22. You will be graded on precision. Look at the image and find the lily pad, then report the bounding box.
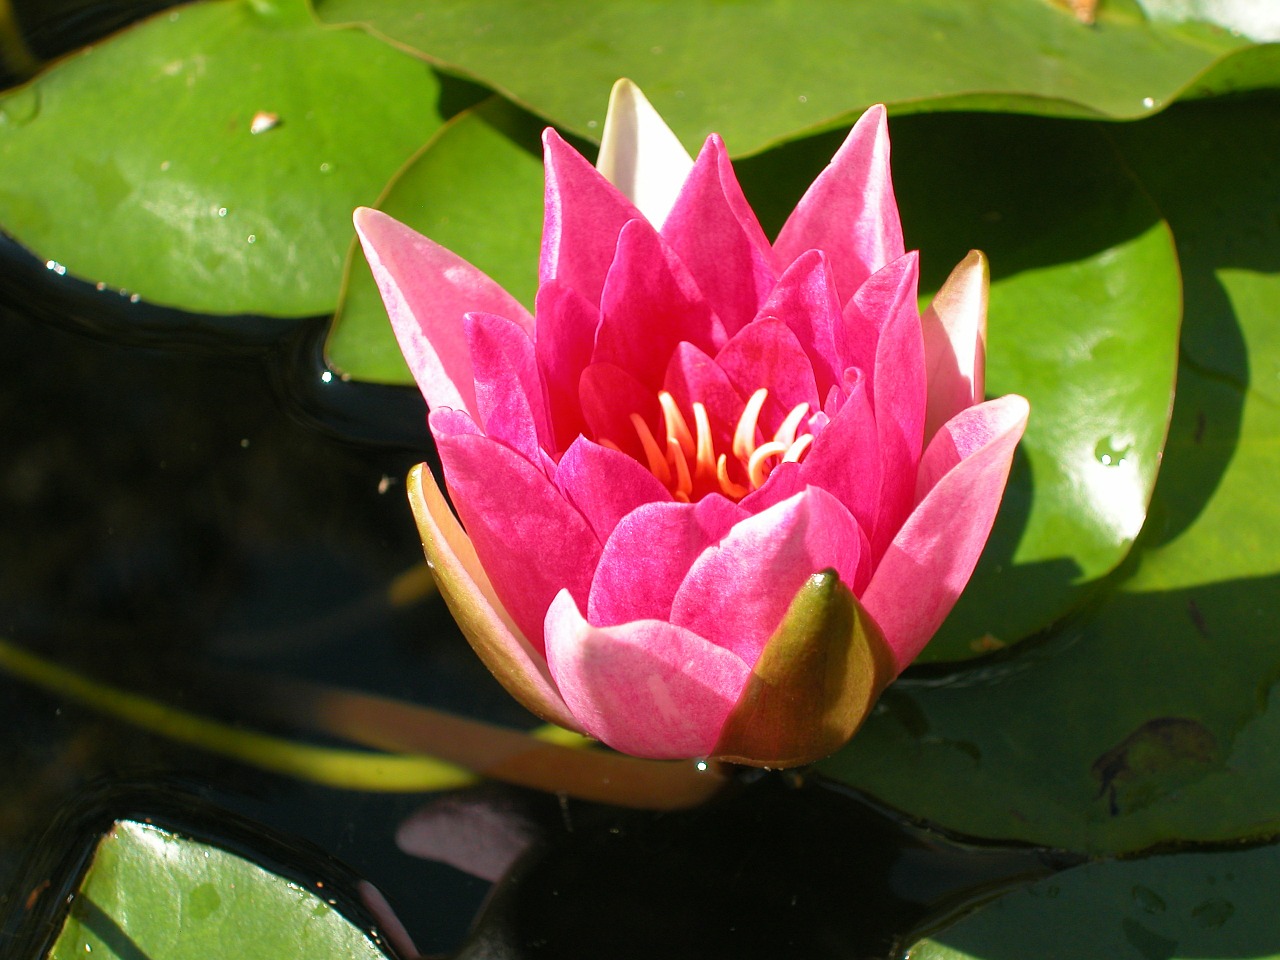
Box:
[819,99,1280,855]
[314,0,1276,157]
[49,820,392,959]
[910,843,1280,960]
[0,0,444,317]
[329,96,545,383]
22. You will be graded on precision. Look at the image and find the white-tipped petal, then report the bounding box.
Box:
[921,250,989,441]
[597,78,695,227]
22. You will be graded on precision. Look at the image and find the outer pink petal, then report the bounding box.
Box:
[534,280,600,453]
[541,129,645,307]
[715,319,820,436]
[661,135,775,336]
[405,464,579,730]
[757,250,844,399]
[436,432,602,653]
[772,105,905,305]
[861,252,927,558]
[861,395,1029,672]
[594,218,722,390]
[588,496,746,626]
[554,436,673,544]
[670,487,866,666]
[465,311,550,463]
[544,590,752,759]
[798,369,881,536]
[922,250,988,442]
[354,208,532,419]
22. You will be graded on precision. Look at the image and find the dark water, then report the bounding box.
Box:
[0,5,1075,957]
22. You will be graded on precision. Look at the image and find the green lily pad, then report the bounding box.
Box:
[819,99,1280,855]
[0,0,444,317]
[740,112,1182,659]
[910,843,1280,960]
[49,820,391,959]
[314,0,1275,157]
[329,96,545,383]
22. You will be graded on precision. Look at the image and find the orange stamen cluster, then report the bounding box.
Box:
[605,388,814,502]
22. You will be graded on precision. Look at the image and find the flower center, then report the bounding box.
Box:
[604,388,813,503]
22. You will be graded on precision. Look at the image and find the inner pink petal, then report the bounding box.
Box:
[554,436,673,545]
[662,342,747,454]
[661,135,776,336]
[540,129,645,308]
[669,487,865,666]
[798,369,882,537]
[544,590,752,760]
[715,319,820,436]
[534,280,601,455]
[588,496,746,626]
[757,249,845,399]
[578,362,661,463]
[436,432,603,653]
[594,219,724,391]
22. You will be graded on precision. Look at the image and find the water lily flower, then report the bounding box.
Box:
[355,81,1028,767]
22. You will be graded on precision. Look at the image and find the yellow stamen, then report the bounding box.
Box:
[733,388,769,462]
[658,391,695,460]
[630,413,671,485]
[667,436,693,501]
[747,440,789,488]
[782,433,814,463]
[773,402,810,448]
[716,454,749,499]
[692,402,716,482]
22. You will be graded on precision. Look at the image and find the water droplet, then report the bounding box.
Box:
[250,111,281,134]
[798,95,808,103]
[216,206,227,218]
[44,260,66,276]
[246,234,256,244]
[1192,898,1234,928]
[320,370,333,384]
[129,293,141,303]
[1142,96,1156,109]
[696,760,708,771]
[160,160,171,172]
[586,120,598,129]
[319,162,331,173]
[1095,436,1132,467]
[95,282,106,291]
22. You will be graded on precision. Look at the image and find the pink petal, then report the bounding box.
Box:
[772,105,905,306]
[757,250,844,399]
[554,436,673,544]
[578,361,661,463]
[594,218,723,390]
[596,78,695,227]
[544,590,752,759]
[861,394,1029,671]
[588,496,746,626]
[404,464,579,729]
[922,250,988,442]
[715,318,820,436]
[354,208,532,419]
[534,280,601,454]
[860,252,927,558]
[465,311,550,463]
[661,135,775,336]
[540,129,644,307]
[798,369,882,536]
[670,487,867,666]
[436,432,602,653]
[662,342,747,455]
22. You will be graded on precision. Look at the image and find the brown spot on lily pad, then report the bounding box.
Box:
[1092,717,1218,816]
